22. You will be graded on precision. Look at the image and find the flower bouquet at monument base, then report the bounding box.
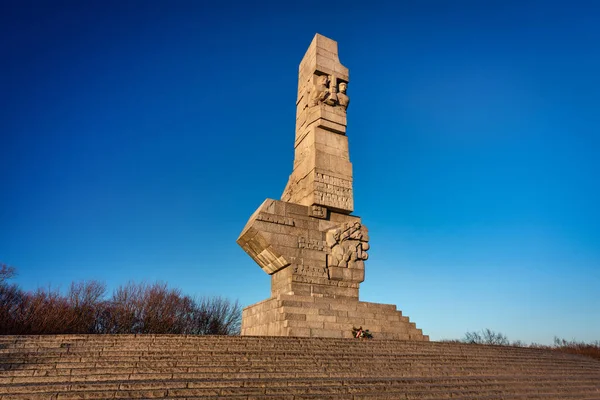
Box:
[352,326,373,339]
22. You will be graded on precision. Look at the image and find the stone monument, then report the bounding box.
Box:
[237,34,428,340]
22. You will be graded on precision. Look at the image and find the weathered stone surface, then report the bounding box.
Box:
[241,294,428,340]
[237,199,365,299]
[283,34,354,213]
[2,335,599,399]
[238,34,426,341]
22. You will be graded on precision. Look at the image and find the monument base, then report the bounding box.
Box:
[241,294,429,341]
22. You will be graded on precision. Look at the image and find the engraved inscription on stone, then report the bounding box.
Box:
[314,172,353,210]
[315,173,352,188]
[308,204,327,219]
[293,264,328,278]
[314,190,353,209]
[298,237,326,251]
[256,213,295,226]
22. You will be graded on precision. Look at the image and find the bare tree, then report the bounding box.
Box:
[463,328,509,345]
[102,281,145,333]
[13,288,77,334]
[0,263,16,283]
[137,282,194,334]
[67,281,107,333]
[0,278,23,334]
[0,267,242,335]
[190,296,242,335]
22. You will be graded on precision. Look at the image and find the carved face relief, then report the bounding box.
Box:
[339,82,347,93]
[317,75,329,87]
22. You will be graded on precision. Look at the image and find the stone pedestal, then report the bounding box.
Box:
[242,294,428,340]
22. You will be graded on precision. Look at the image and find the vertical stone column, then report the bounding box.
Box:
[282,34,353,214]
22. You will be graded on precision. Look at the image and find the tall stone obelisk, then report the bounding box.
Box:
[237,34,427,340]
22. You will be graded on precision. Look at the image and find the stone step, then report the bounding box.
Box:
[3,393,600,400]
[0,347,587,364]
[1,335,598,399]
[2,353,597,369]
[2,351,595,364]
[3,376,599,387]
[4,359,594,370]
[5,349,581,363]
[0,339,579,350]
[0,339,587,359]
[3,364,599,383]
[0,335,574,350]
[4,356,593,370]
[2,385,599,399]
[0,344,589,360]
[0,336,554,345]
[2,376,600,396]
[4,360,597,376]
[3,372,599,386]
[2,348,589,361]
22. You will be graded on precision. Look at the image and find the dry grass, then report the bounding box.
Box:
[541,339,600,361]
[443,329,600,362]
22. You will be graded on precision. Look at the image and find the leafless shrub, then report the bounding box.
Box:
[13,288,77,334]
[549,337,600,361]
[0,281,23,334]
[67,281,107,333]
[101,281,146,333]
[0,267,241,335]
[463,328,509,345]
[100,282,196,334]
[463,330,483,344]
[459,331,599,360]
[189,296,242,335]
[0,263,16,283]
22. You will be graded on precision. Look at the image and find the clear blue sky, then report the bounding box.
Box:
[1,1,599,344]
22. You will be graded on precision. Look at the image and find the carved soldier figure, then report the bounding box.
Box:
[309,75,331,107]
[326,228,346,267]
[337,82,349,110]
[326,222,369,268]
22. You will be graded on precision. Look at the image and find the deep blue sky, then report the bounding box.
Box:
[1,1,599,343]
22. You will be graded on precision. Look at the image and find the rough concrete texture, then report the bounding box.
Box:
[238,33,427,340]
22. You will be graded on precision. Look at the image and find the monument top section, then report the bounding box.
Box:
[299,34,348,76]
[283,33,354,214]
[295,34,350,139]
[296,34,349,113]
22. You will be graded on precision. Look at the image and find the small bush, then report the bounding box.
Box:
[463,329,509,345]
[550,337,600,361]
[459,328,600,361]
[187,296,242,335]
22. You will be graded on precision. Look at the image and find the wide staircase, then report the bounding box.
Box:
[1,335,599,399]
